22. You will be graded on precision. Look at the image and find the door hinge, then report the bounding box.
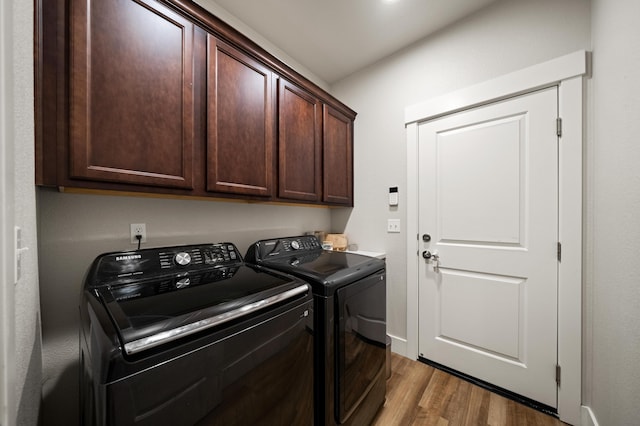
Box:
[557,242,562,262]
[556,364,561,386]
[556,117,563,137]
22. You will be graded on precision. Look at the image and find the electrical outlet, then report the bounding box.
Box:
[387,219,401,233]
[130,223,147,244]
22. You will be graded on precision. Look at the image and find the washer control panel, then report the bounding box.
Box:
[160,243,240,270]
[91,243,242,286]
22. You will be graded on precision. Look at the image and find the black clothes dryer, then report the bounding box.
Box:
[245,235,387,426]
[79,242,313,426]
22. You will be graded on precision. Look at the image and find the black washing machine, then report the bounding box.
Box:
[79,242,313,426]
[245,235,387,425]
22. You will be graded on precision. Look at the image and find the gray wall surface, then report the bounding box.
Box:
[587,0,640,424]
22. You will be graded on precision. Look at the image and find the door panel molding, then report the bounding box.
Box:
[436,113,526,246]
[405,51,588,425]
[437,269,525,361]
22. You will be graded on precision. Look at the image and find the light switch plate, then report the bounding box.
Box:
[14,226,28,283]
[387,219,401,233]
[14,226,20,283]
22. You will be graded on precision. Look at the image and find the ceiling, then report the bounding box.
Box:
[199,0,499,84]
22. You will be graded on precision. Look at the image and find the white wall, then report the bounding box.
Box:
[37,189,332,425]
[331,0,590,346]
[0,0,15,422]
[586,0,640,424]
[2,1,43,426]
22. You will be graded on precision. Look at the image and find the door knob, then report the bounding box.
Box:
[422,250,432,259]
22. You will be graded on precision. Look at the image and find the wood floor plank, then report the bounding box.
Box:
[487,391,508,426]
[372,354,566,426]
[373,355,434,425]
[412,369,456,425]
[442,378,472,425]
[464,383,490,425]
[418,369,453,411]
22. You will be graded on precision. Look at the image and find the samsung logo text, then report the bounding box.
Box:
[116,255,142,261]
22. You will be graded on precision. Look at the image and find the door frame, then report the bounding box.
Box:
[404,50,588,425]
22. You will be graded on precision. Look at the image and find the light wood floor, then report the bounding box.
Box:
[372,354,567,426]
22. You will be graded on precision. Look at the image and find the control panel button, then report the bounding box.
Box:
[175,276,191,288]
[174,252,191,266]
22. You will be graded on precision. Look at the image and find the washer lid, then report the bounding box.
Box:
[94,265,308,355]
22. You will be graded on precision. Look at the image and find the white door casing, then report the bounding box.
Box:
[417,87,559,408]
[405,50,587,425]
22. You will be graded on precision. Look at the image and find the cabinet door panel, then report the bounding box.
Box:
[207,37,274,197]
[70,0,195,188]
[323,105,353,205]
[278,79,321,201]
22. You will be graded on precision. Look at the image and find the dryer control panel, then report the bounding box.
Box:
[245,235,322,262]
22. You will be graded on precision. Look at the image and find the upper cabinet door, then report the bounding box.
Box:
[69,0,196,189]
[278,79,322,202]
[207,37,275,197]
[323,105,354,205]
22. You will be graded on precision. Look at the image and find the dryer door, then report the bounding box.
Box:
[335,270,386,423]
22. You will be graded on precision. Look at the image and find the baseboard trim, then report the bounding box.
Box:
[388,333,407,357]
[581,406,599,426]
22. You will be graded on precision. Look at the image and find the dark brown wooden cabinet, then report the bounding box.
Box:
[277,79,322,202]
[37,0,356,206]
[323,105,354,206]
[68,0,197,189]
[207,37,275,197]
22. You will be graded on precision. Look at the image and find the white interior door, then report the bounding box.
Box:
[417,87,559,408]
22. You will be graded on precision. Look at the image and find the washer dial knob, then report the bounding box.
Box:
[174,252,191,266]
[291,240,300,250]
